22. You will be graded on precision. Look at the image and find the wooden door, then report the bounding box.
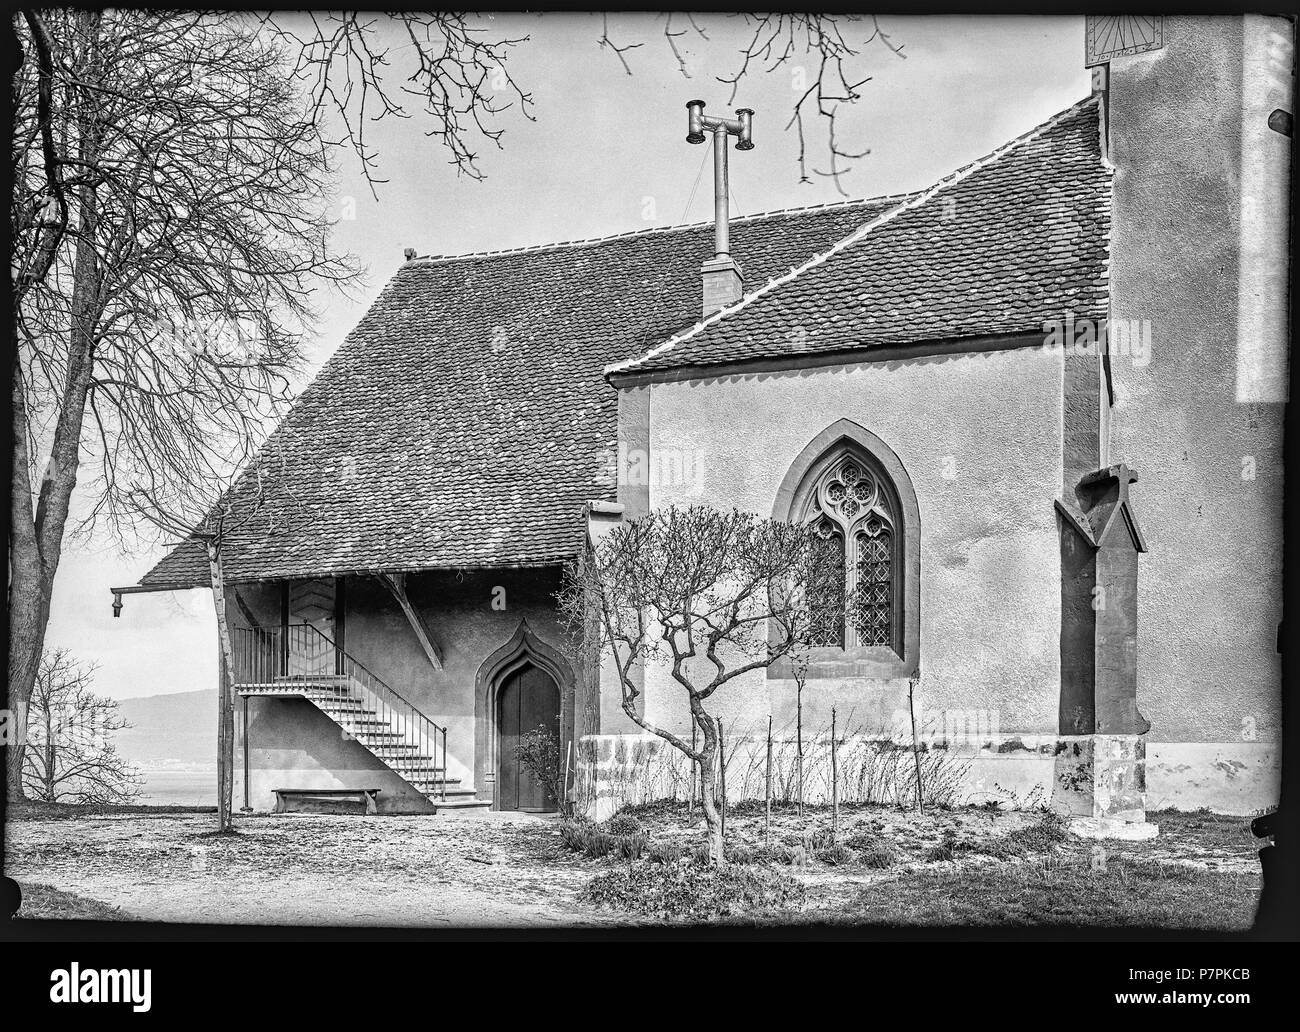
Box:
[497,664,561,812]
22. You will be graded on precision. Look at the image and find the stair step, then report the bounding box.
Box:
[428,797,492,811]
[303,689,464,804]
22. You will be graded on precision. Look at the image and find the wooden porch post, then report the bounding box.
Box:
[279,581,290,675]
[241,696,252,812]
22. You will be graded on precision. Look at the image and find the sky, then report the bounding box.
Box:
[44,13,1091,700]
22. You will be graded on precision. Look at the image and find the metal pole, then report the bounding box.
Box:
[713,124,729,259]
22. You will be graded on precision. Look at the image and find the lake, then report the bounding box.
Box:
[137,769,218,807]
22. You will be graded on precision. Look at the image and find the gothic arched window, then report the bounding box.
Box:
[772,420,919,680]
[800,452,903,653]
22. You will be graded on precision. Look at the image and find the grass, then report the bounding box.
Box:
[926,810,1067,861]
[572,801,1262,929]
[1149,808,1262,853]
[580,860,805,922]
[12,881,137,922]
[814,854,1261,929]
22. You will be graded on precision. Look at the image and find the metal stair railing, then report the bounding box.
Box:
[233,623,448,800]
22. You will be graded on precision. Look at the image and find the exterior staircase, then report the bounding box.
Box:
[232,625,490,813]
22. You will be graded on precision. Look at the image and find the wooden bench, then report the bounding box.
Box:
[273,788,381,815]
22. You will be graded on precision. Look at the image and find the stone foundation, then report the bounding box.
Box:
[574,731,1278,824]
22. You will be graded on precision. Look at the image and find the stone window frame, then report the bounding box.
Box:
[768,419,920,681]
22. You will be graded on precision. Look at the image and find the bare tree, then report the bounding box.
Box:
[8,10,356,800]
[559,506,844,864]
[22,649,143,805]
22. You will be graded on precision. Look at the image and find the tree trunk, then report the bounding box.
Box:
[7,71,103,802]
[697,743,724,865]
[207,542,236,831]
[689,704,724,865]
[5,692,31,801]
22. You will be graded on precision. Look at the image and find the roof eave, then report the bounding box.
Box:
[606,329,1055,388]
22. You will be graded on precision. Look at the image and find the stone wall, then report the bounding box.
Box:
[1106,17,1286,755]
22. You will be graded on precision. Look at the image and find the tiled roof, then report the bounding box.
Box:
[141,196,910,586]
[608,96,1110,377]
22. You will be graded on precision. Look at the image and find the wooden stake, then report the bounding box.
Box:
[689,721,697,820]
[796,676,804,821]
[764,714,773,848]
[831,706,839,845]
[908,677,925,815]
[563,737,573,818]
[718,718,727,842]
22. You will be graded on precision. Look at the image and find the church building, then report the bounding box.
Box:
[123,16,1287,830]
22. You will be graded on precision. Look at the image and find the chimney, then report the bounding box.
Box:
[686,101,754,318]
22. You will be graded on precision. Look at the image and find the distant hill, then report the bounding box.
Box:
[115,689,215,770]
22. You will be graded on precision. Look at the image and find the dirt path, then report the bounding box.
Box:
[6,811,615,927]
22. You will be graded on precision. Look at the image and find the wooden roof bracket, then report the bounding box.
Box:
[378,572,444,671]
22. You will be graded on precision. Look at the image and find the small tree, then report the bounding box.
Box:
[560,506,842,864]
[516,723,568,817]
[23,649,143,805]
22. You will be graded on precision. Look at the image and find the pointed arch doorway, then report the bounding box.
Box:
[496,663,561,812]
[475,620,575,814]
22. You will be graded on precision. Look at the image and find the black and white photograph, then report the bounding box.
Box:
[2,6,1297,997]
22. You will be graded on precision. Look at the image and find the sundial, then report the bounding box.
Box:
[1085,15,1164,66]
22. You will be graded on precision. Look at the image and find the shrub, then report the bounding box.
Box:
[726,842,758,865]
[579,860,806,921]
[605,812,645,837]
[615,833,649,862]
[589,833,619,858]
[816,843,856,866]
[558,820,592,853]
[517,725,568,816]
[649,840,685,865]
[756,844,795,865]
[1015,810,1067,853]
[845,831,896,869]
[857,841,896,869]
[925,831,960,862]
